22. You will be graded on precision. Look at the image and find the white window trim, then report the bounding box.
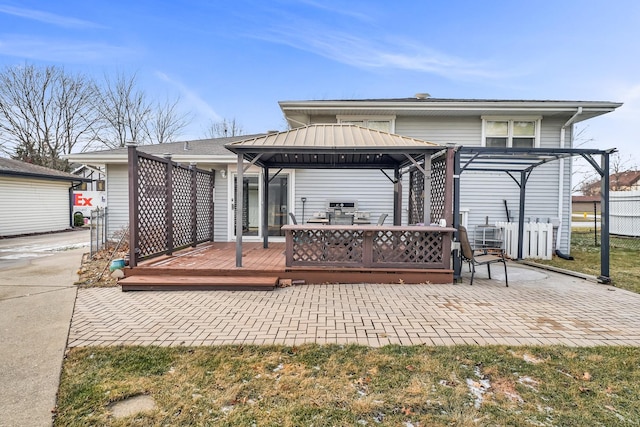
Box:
[481,116,542,148]
[337,115,396,133]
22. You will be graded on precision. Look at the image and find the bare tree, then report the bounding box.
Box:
[578,152,638,196]
[0,64,98,170]
[206,117,244,138]
[149,97,191,143]
[94,72,152,148]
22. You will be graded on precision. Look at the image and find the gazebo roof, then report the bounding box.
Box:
[225,124,444,169]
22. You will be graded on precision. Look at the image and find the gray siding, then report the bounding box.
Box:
[105,164,129,237]
[0,177,71,236]
[214,171,228,241]
[395,116,482,145]
[293,169,395,225]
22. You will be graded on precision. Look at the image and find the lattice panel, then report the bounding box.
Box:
[137,157,168,258]
[292,229,364,264]
[196,172,213,243]
[373,230,443,265]
[172,166,192,248]
[408,167,424,225]
[430,156,447,224]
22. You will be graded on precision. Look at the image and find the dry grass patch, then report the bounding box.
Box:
[55,344,640,426]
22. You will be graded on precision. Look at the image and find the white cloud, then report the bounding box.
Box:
[0,35,134,63]
[0,4,105,29]
[252,24,508,80]
[155,71,221,122]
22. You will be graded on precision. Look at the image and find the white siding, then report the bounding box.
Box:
[0,177,71,236]
[105,164,130,237]
[394,115,570,252]
[396,116,482,145]
[214,171,228,241]
[293,169,395,225]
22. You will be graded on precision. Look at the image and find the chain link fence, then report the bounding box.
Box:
[89,207,108,258]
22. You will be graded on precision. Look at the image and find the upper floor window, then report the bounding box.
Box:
[337,115,395,133]
[482,117,540,148]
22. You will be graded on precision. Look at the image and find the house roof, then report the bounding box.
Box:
[64,134,265,164]
[225,124,444,169]
[0,157,89,182]
[581,170,640,194]
[279,97,623,128]
[572,195,600,203]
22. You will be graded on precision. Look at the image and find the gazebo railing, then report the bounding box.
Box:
[283,224,454,270]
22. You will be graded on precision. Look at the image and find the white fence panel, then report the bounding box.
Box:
[610,190,640,237]
[496,222,554,260]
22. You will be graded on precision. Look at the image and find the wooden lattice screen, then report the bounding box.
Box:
[128,146,215,266]
[408,149,453,225]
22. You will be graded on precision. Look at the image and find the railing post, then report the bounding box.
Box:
[190,163,198,247]
[127,143,140,268]
[363,230,373,267]
[164,154,174,256]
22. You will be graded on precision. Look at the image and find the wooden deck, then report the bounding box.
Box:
[120,242,454,291]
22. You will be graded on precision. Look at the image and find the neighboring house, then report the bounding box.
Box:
[580,170,640,196]
[65,96,621,254]
[0,158,89,237]
[572,195,601,215]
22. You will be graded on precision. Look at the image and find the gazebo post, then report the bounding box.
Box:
[262,166,269,249]
[235,153,244,267]
[423,153,431,224]
[453,148,461,282]
[394,166,401,225]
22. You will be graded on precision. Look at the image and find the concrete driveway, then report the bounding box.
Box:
[0,229,89,427]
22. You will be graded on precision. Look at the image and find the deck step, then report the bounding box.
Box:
[119,275,279,291]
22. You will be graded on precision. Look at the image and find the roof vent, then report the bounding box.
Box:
[415,93,431,99]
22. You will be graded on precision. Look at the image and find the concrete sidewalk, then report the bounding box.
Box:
[0,230,88,427]
[69,265,640,348]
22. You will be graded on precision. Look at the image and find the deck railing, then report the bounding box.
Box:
[282,225,455,270]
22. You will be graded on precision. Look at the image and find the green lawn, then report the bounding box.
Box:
[535,229,640,294]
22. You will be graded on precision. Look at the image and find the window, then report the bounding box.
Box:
[96,180,106,191]
[482,118,540,148]
[337,115,395,133]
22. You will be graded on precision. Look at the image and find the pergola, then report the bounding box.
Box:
[225,124,452,267]
[453,146,614,283]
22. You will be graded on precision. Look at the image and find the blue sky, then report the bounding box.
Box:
[0,0,639,168]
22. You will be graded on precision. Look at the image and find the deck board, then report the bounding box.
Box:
[124,242,453,290]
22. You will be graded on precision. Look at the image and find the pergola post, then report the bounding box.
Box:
[517,171,528,260]
[235,153,244,267]
[600,152,610,282]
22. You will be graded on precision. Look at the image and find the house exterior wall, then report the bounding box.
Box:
[105,164,130,236]
[0,176,71,236]
[305,114,574,253]
[292,169,395,225]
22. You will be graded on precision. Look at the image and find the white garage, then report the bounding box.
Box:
[0,158,88,237]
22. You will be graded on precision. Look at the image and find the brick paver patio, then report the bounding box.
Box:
[68,266,640,347]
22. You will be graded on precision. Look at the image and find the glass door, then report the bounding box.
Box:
[268,175,289,236]
[231,173,290,238]
[233,175,260,236]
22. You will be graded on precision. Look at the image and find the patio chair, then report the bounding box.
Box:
[376,213,388,226]
[458,225,508,287]
[289,212,298,225]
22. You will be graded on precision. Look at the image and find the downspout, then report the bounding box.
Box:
[557,107,583,252]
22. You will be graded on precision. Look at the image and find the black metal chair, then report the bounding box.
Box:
[458,225,508,287]
[289,212,298,224]
[376,213,388,226]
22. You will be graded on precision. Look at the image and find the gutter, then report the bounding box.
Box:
[556,107,583,251]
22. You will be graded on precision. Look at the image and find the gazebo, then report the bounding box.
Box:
[225,124,456,279]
